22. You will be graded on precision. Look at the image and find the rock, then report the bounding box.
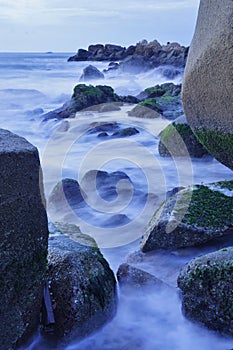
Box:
[141,182,233,252]
[112,127,139,137]
[158,115,210,158]
[80,169,132,202]
[181,0,233,170]
[42,84,122,120]
[131,83,183,119]
[79,65,104,81]
[47,232,117,342]
[68,43,126,62]
[68,40,189,72]
[128,99,162,119]
[0,129,48,349]
[128,104,162,119]
[178,247,233,336]
[157,66,183,79]
[83,101,123,112]
[87,122,120,134]
[48,178,86,214]
[117,263,166,288]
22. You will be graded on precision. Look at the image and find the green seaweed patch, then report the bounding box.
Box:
[144,85,167,98]
[194,128,233,170]
[161,123,193,144]
[138,98,162,113]
[181,185,233,230]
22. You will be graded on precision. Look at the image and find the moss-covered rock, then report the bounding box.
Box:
[158,115,210,158]
[129,83,183,119]
[47,229,117,343]
[194,128,233,170]
[141,181,233,252]
[178,247,233,335]
[43,84,122,120]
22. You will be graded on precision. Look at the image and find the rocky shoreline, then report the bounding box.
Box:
[68,39,188,74]
[1,0,233,348]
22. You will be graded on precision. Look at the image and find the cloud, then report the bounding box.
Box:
[0,0,199,24]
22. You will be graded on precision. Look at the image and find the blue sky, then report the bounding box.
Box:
[0,0,200,52]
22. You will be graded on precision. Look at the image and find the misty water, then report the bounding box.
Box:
[1,53,232,350]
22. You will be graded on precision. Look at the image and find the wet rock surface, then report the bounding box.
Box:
[47,231,117,343]
[178,247,233,336]
[0,129,48,350]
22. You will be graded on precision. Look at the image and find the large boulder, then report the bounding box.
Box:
[0,129,48,349]
[158,115,210,158]
[182,0,233,170]
[47,228,117,343]
[141,181,233,252]
[178,247,233,335]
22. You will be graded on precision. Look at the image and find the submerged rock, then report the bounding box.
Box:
[117,263,166,289]
[0,129,48,349]
[79,65,104,81]
[47,232,117,342]
[158,115,210,158]
[141,181,233,252]
[182,0,233,170]
[178,247,233,336]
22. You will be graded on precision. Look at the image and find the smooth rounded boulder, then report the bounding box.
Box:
[182,0,233,170]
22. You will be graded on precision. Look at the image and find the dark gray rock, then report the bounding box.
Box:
[112,127,139,137]
[178,247,233,336]
[141,182,233,252]
[48,178,86,214]
[158,115,210,158]
[68,40,188,72]
[47,232,117,342]
[117,263,166,289]
[0,129,48,350]
[79,65,104,81]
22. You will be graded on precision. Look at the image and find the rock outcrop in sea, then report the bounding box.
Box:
[0,129,48,350]
[182,0,233,170]
[68,40,189,73]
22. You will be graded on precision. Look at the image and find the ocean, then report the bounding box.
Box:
[0,52,232,350]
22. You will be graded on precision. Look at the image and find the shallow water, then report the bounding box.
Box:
[1,53,233,350]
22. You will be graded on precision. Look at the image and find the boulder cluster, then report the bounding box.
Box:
[68,40,189,73]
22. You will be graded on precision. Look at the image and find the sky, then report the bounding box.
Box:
[0,0,200,52]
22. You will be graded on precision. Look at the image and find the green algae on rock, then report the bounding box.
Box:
[141,181,233,252]
[158,115,209,158]
[182,0,233,170]
[178,247,233,336]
